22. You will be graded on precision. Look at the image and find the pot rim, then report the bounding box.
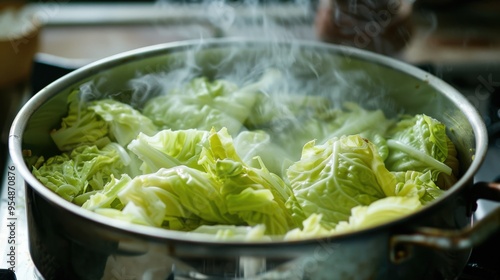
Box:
[8,37,489,245]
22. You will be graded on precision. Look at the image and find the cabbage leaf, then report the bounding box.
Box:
[199,128,300,235]
[385,114,459,189]
[334,196,422,233]
[287,134,397,229]
[189,224,271,241]
[393,170,444,204]
[50,90,109,152]
[33,143,131,203]
[127,129,209,174]
[142,75,264,135]
[116,166,241,228]
[233,130,293,176]
[284,214,334,241]
[88,98,158,147]
[32,73,457,241]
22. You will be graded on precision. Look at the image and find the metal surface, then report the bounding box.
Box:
[390,206,500,263]
[7,38,498,279]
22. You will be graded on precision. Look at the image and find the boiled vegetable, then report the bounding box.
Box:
[30,71,459,240]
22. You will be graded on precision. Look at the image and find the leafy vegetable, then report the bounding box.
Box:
[253,102,395,162]
[284,214,334,241]
[199,128,300,235]
[190,224,271,241]
[142,72,271,135]
[244,91,334,157]
[233,130,292,176]
[50,90,159,153]
[127,129,209,174]
[393,170,444,204]
[33,143,130,203]
[82,174,130,211]
[88,98,158,147]
[119,166,241,228]
[30,71,459,241]
[287,135,397,229]
[385,114,459,189]
[334,196,422,233]
[50,90,109,152]
[80,128,301,235]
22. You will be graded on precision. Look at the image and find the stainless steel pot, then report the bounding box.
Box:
[9,38,500,280]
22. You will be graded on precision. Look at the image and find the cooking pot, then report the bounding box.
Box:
[9,38,500,280]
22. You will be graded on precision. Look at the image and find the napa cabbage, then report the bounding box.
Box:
[127,129,209,174]
[81,128,300,235]
[198,128,300,234]
[189,224,271,241]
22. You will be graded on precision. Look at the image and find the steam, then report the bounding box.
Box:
[74,0,411,128]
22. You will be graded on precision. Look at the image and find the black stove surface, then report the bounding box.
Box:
[460,232,500,280]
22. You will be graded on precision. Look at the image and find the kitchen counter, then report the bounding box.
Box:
[29,2,500,65]
[32,3,316,65]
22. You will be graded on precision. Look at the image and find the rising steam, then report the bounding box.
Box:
[76,0,407,125]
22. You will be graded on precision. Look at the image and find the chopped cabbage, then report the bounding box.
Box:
[284,214,334,241]
[190,224,271,241]
[30,71,459,241]
[33,143,131,204]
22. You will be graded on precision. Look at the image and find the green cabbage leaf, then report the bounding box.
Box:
[142,71,276,135]
[32,143,131,203]
[393,170,444,204]
[334,196,422,233]
[88,98,158,147]
[321,103,394,160]
[80,128,301,235]
[284,214,334,241]
[50,90,109,152]
[189,224,271,241]
[31,73,459,241]
[385,114,459,189]
[287,134,397,229]
[118,166,241,228]
[199,128,300,235]
[127,129,209,174]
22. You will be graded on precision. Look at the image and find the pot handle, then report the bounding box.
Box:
[390,182,500,263]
